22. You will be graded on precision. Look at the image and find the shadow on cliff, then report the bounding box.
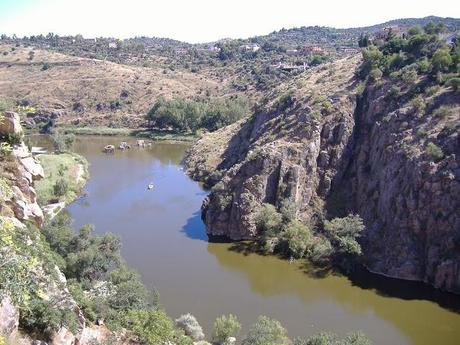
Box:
[181,211,208,241]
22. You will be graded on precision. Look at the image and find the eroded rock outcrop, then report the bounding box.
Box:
[0,113,85,344]
[184,56,460,293]
[184,56,360,240]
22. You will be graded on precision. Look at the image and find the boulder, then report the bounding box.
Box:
[20,156,45,181]
[0,112,22,136]
[0,296,19,338]
[51,327,75,345]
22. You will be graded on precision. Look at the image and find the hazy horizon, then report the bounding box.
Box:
[0,0,459,43]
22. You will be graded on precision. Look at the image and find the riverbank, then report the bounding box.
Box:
[55,125,199,142]
[35,152,89,207]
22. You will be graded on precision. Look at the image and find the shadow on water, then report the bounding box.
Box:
[181,211,208,241]
[224,239,460,314]
[346,265,460,314]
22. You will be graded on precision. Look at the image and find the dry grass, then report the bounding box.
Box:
[0,44,238,128]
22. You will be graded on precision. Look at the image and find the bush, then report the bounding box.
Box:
[324,214,365,257]
[308,237,334,266]
[433,106,452,119]
[123,309,176,345]
[369,68,382,82]
[446,77,460,91]
[51,132,74,153]
[53,178,69,197]
[212,314,241,344]
[410,96,426,116]
[20,298,78,341]
[426,142,444,162]
[175,313,205,340]
[242,316,290,345]
[431,48,452,73]
[108,266,148,311]
[255,204,283,237]
[282,221,312,259]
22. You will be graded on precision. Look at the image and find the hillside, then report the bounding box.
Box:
[184,25,460,293]
[0,44,236,128]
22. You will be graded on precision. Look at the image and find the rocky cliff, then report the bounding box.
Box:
[0,113,101,345]
[183,55,460,293]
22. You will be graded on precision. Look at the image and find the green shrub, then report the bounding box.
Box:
[416,127,427,137]
[324,214,365,257]
[410,96,426,116]
[255,204,283,237]
[446,77,460,91]
[426,142,444,162]
[20,298,78,341]
[424,85,440,96]
[433,106,452,119]
[282,221,312,259]
[212,314,241,344]
[369,68,383,82]
[308,237,334,266]
[53,178,69,197]
[431,48,452,73]
[242,316,290,345]
[122,309,176,345]
[401,67,418,85]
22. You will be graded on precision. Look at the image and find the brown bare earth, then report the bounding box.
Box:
[0,44,236,127]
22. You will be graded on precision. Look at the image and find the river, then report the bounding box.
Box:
[41,135,460,345]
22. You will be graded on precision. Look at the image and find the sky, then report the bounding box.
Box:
[0,0,459,43]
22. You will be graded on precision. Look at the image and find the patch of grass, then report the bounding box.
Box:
[35,153,88,205]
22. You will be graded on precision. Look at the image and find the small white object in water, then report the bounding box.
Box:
[147,183,154,190]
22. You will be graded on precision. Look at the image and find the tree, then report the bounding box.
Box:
[431,48,452,73]
[122,309,176,345]
[447,77,460,92]
[242,316,291,345]
[212,314,241,344]
[255,204,283,237]
[360,47,383,77]
[282,221,312,259]
[51,132,74,153]
[358,34,370,48]
[426,142,444,162]
[324,215,365,257]
[53,178,69,197]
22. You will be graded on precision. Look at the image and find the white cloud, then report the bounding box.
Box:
[1,0,459,42]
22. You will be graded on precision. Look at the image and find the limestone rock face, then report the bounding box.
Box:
[0,111,23,136]
[185,56,358,240]
[184,56,460,293]
[2,144,45,227]
[51,327,75,345]
[335,85,460,292]
[0,297,19,338]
